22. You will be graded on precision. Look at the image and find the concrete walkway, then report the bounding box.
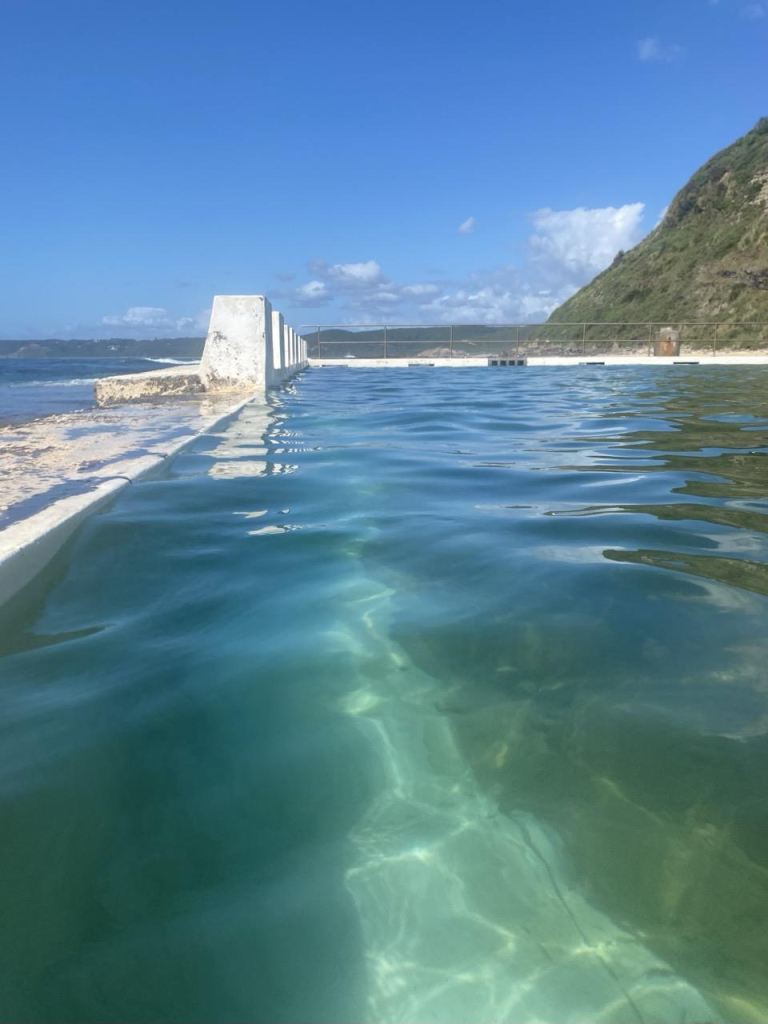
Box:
[0,393,254,607]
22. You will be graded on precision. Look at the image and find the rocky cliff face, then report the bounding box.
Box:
[549,119,768,326]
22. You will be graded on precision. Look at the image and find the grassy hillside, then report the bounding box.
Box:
[549,118,768,326]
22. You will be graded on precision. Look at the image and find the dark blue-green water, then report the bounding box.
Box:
[2,366,768,1023]
[0,358,197,424]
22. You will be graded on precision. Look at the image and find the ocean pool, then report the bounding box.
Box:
[2,366,768,1022]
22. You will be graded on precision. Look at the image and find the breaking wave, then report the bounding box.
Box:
[140,357,199,365]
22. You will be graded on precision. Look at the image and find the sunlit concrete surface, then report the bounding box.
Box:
[96,296,308,406]
[528,354,768,366]
[94,364,204,405]
[0,393,255,606]
[200,295,274,392]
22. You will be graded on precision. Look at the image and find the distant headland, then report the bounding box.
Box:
[0,338,205,359]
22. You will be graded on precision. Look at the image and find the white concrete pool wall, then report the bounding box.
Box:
[0,395,258,609]
[95,295,308,406]
[2,295,309,608]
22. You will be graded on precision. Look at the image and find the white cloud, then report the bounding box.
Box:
[98,305,210,338]
[102,306,169,327]
[287,260,396,315]
[280,199,647,323]
[528,203,646,280]
[637,37,686,62]
[322,260,383,285]
[422,280,535,324]
[742,2,765,16]
[637,37,660,60]
[417,268,578,326]
[402,283,440,296]
[282,202,647,324]
[295,280,330,305]
[457,216,476,235]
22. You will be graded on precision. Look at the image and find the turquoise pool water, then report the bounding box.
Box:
[2,366,768,1023]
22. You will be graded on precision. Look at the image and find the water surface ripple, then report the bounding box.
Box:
[2,367,768,1023]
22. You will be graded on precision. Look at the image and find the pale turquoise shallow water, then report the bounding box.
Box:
[2,367,768,1023]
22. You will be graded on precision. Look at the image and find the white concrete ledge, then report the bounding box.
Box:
[0,478,128,608]
[94,365,204,405]
[95,296,308,407]
[0,395,254,608]
[529,355,768,366]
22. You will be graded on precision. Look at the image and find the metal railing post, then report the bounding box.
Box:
[713,323,718,356]
[582,323,586,354]
[317,327,321,359]
[647,323,653,357]
[449,325,454,359]
[516,324,520,359]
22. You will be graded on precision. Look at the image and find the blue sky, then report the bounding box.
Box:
[1,0,766,338]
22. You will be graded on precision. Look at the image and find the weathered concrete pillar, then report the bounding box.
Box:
[94,295,306,406]
[200,295,274,392]
[279,322,288,375]
[271,309,285,383]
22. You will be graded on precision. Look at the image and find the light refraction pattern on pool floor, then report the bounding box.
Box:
[2,367,768,1022]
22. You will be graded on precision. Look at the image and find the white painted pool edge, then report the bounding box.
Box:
[309,355,768,367]
[0,394,257,609]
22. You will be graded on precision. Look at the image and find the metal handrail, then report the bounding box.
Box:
[299,322,768,359]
